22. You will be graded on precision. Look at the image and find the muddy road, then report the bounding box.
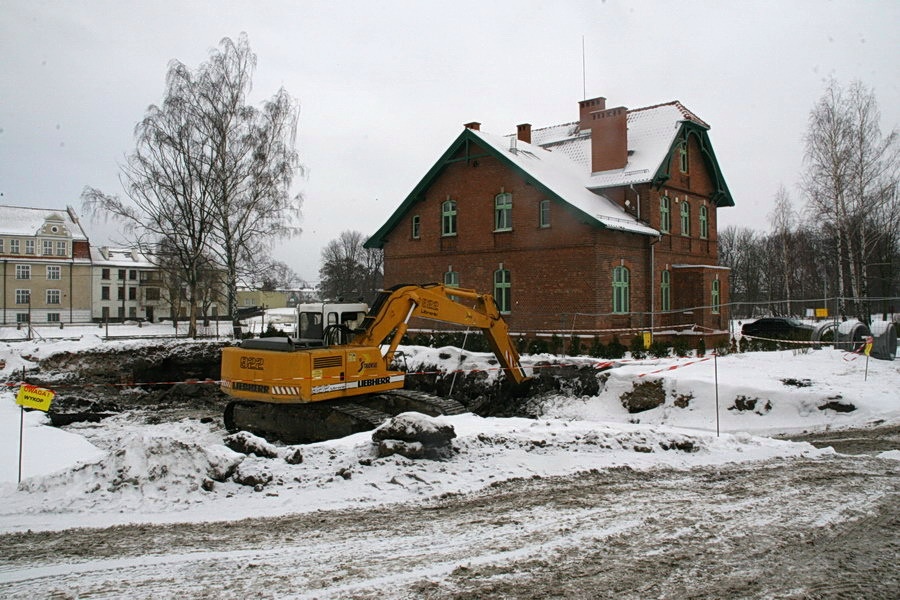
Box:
[1,445,897,599]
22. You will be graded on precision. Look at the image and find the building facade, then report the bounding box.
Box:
[366,96,734,341]
[0,205,92,324]
[90,246,170,322]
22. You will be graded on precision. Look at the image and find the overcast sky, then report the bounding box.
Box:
[1,0,898,283]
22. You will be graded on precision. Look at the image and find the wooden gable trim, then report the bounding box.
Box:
[651,122,735,207]
[365,129,611,248]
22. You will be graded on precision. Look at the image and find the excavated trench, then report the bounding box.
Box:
[19,343,604,429]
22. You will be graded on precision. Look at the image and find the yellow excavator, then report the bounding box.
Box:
[220,283,531,443]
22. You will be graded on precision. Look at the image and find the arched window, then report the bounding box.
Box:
[441,200,457,236]
[711,279,720,314]
[494,267,511,313]
[680,201,691,237]
[699,205,708,239]
[494,192,512,231]
[612,266,630,314]
[660,196,671,233]
[660,269,671,312]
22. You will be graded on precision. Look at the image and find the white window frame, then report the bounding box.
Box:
[15,289,31,305]
[46,289,61,305]
[539,200,551,228]
[47,265,61,280]
[16,264,31,280]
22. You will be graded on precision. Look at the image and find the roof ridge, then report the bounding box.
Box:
[629,100,709,128]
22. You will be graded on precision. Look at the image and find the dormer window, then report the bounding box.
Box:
[679,141,689,173]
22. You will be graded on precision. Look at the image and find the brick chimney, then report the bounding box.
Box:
[590,106,628,172]
[516,123,532,144]
[578,97,606,130]
[464,121,481,131]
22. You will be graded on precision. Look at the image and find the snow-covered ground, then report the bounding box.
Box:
[0,335,897,535]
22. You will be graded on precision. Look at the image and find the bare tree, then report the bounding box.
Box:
[768,185,797,314]
[83,34,302,338]
[803,79,898,320]
[197,35,304,330]
[319,230,383,304]
[82,62,219,337]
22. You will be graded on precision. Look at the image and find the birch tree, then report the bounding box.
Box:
[803,79,898,320]
[83,34,302,338]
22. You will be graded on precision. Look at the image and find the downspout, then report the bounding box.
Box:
[649,234,661,335]
[69,258,74,323]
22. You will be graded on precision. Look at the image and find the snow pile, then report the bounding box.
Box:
[12,419,243,513]
[0,338,896,533]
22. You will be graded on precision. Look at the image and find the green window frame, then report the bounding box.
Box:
[612,266,630,314]
[494,267,511,313]
[680,201,691,237]
[441,200,457,236]
[539,199,551,228]
[660,196,671,233]
[699,205,708,239]
[711,279,720,314]
[411,215,420,239]
[494,192,512,231]
[660,269,671,312]
[679,141,689,173]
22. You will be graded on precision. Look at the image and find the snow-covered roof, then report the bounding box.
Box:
[0,204,89,240]
[527,101,710,190]
[468,129,658,236]
[366,99,734,248]
[89,246,156,268]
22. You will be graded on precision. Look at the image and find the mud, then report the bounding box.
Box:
[0,450,896,599]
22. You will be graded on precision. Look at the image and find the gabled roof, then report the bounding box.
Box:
[366,127,658,248]
[0,204,90,239]
[530,101,733,206]
[366,100,733,249]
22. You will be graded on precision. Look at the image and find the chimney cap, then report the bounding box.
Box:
[464,121,481,130]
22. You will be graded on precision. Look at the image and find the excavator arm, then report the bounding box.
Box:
[353,283,530,386]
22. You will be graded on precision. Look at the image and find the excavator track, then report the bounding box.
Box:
[224,390,467,445]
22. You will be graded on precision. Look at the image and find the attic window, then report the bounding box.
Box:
[679,142,689,173]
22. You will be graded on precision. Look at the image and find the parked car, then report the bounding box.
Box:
[741,318,813,340]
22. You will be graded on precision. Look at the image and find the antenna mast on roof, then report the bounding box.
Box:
[582,35,586,100]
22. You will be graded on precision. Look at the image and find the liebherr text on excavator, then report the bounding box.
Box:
[220,283,531,443]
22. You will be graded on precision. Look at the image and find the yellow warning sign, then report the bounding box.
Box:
[642,331,652,349]
[815,308,829,318]
[863,336,874,356]
[16,384,55,412]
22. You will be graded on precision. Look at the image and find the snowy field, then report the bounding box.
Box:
[0,333,897,534]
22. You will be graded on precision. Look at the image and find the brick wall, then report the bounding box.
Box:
[381,129,730,337]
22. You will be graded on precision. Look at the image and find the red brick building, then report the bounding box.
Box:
[365,97,734,342]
